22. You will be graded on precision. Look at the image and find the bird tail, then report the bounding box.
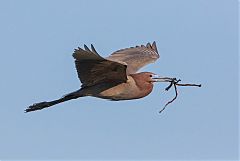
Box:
[25,90,84,113]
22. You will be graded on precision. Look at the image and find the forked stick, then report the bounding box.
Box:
[159,78,201,113]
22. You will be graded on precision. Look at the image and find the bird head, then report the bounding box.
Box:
[134,72,176,84]
[134,72,158,83]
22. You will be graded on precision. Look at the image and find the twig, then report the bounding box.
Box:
[165,78,177,91]
[176,83,201,87]
[159,78,201,114]
[159,83,178,113]
[159,79,180,113]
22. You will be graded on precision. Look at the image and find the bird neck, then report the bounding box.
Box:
[130,74,153,97]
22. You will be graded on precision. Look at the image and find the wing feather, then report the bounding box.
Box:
[107,41,159,74]
[73,45,127,88]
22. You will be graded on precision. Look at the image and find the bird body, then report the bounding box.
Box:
[26,42,160,112]
[81,73,154,100]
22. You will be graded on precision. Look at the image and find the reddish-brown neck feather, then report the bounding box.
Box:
[131,73,154,98]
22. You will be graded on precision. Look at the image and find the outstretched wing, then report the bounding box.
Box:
[107,41,159,74]
[73,44,127,88]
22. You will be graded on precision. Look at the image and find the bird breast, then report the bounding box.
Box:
[96,76,152,100]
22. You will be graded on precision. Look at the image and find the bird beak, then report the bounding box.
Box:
[151,74,175,83]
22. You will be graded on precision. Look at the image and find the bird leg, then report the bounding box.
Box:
[25,90,83,113]
[156,77,201,114]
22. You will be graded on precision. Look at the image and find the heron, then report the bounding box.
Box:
[26,42,200,113]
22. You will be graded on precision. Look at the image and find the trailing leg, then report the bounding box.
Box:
[25,90,83,113]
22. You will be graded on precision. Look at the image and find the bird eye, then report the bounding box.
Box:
[150,74,152,77]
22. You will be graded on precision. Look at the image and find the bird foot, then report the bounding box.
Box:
[25,102,50,113]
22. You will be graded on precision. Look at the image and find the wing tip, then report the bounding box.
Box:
[84,44,91,52]
[72,47,82,59]
[145,41,158,54]
[73,44,105,62]
[151,41,158,54]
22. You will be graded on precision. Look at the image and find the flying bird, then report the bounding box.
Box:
[26,42,200,113]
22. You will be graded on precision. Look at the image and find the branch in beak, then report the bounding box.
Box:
[153,75,201,114]
[151,75,176,83]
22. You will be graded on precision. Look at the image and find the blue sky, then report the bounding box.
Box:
[0,0,238,160]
